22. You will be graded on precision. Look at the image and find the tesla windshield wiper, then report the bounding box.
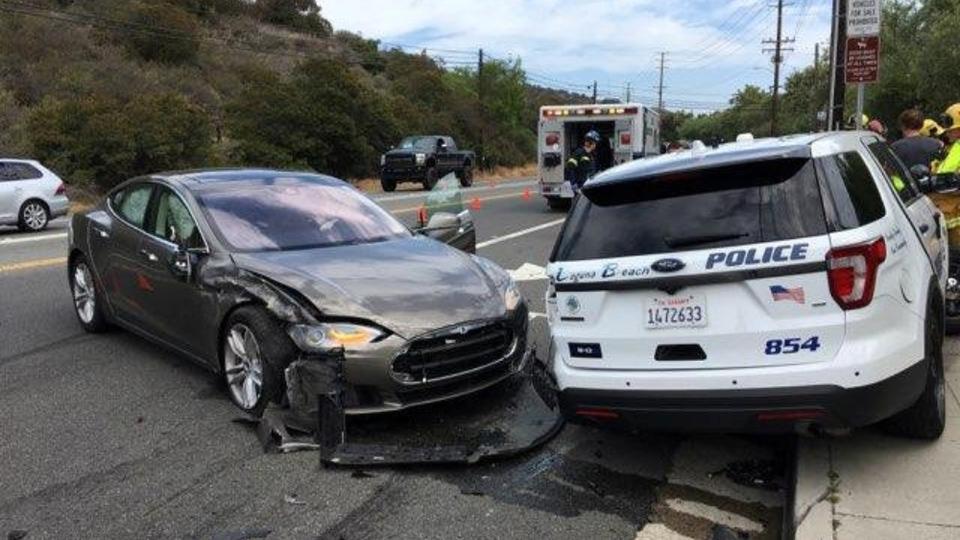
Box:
[664,232,749,249]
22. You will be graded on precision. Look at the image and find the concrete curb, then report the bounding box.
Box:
[794,437,834,540]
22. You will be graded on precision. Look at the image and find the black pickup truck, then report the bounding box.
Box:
[380,135,476,191]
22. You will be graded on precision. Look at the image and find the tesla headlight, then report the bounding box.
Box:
[288,322,384,352]
[504,280,523,312]
[415,153,426,165]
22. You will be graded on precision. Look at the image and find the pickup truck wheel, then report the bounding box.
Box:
[882,296,946,439]
[459,166,474,187]
[381,178,397,192]
[423,167,438,191]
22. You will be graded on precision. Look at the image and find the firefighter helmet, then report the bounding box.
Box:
[922,119,945,138]
[584,130,601,143]
[941,103,960,132]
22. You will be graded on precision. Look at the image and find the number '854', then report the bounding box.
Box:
[765,337,821,355]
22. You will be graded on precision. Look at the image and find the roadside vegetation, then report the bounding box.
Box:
[0,0,582,193]
[678,0,960,141]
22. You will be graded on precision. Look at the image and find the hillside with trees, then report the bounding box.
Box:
[0,0,585,192]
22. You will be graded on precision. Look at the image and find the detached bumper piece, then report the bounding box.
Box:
[318,351,563,467]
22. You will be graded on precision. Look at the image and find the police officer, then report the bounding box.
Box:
[936,103,960,175]
[566,130,600,189]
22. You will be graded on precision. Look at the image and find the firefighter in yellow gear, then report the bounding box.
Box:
[937,103,960,174]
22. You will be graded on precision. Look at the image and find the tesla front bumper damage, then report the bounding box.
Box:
[249,348,563,464]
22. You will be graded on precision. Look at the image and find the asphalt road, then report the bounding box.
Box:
[0,181,787,540]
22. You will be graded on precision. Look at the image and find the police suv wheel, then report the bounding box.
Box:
[946,247,960,334]
[883,297,946,439]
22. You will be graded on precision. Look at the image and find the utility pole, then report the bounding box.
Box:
[591,81,598,103]
[812,42,820,130]
[656,51,667,113]
[625,82,632,103]
[478,48,485,168]
[763,0,794,136]
[827,0,847,130]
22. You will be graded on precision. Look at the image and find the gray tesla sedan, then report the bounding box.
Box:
[68,169,528,415]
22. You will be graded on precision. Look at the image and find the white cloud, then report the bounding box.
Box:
[321,0,833,107]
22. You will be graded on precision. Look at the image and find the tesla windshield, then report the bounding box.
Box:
[197,176,410,252]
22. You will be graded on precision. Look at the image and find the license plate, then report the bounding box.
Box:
[560,183,574,198]
[645,294,707,329]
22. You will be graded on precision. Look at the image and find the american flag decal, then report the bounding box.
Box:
[770,285,805,304]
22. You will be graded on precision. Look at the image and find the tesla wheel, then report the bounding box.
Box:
[883,297,946,439]
[423,167,438,191]
[381,178,397,192]
[221,306,293,416]
[70,256,109,333]
[459,166,474,187]
[18,200,49,232]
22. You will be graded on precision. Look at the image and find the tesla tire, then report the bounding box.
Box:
[883,297,946,439]
[70,255,109,333]
[18,200,50,232]
[221,306,294,417]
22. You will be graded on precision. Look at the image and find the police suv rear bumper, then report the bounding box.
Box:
[558,358,928,433]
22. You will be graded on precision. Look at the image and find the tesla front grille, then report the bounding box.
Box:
[392,321,514,383]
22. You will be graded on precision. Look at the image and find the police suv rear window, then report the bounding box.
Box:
[553,159,827,261]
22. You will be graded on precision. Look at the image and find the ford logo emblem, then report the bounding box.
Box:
[652,258,685,273]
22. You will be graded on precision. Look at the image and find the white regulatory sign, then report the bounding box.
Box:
[847,0,882,37]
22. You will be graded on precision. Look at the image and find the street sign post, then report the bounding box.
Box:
[845,36,880,83]
[845,0,882,129]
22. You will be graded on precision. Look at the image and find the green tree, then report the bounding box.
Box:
[27,92,213,190]
[121,1,201,65]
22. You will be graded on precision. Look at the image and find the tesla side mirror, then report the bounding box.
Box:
[911,165,933,193]
[419,211,476,253]
[170,247,192,281]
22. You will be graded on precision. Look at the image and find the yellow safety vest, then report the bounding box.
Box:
[891,174,906,192]
[940,142,960,174]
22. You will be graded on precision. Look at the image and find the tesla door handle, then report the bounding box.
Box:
[139,249,158,262]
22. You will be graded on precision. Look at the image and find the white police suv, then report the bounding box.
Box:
[546,132,948,438]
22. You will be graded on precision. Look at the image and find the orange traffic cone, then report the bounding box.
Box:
[470,197,483,210]
[522,187,532,201]
[417,205,427,225]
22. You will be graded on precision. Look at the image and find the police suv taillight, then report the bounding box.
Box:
[826,237,887,310]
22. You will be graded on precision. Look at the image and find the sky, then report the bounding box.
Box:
[322,0,833,112]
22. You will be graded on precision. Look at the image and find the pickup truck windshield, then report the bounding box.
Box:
[399,137,439,151]
[197,176,410,252]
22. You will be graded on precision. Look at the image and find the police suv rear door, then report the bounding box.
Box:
[547,151,844,371]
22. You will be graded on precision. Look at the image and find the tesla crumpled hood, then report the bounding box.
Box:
[232,236,507,339]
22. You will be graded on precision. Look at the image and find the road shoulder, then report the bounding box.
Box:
[795,342,960,539]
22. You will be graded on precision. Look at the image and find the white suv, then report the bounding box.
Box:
[546,132,948,438]
[0,159,69,231]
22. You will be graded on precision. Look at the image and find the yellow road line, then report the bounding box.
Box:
[0,257,67,274]
[0,191,536,275]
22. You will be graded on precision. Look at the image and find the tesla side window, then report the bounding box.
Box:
[112,184,154,228]
[152,188,204,249]
[197,176,411,252]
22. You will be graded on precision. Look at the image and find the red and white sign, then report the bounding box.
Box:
[845,36,880,84]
